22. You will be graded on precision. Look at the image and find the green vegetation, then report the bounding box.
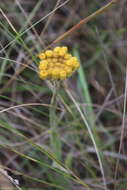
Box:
[0,0,126,190]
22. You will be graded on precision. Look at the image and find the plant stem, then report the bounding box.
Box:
[49,0,120,46]
[50,81,61,161]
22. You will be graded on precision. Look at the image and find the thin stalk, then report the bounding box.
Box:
[114,68,127,189]
[49,0,120,46]
[50,81,62,160]
[65,88,108,190]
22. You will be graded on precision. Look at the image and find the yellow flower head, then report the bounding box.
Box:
[38,46,80,80]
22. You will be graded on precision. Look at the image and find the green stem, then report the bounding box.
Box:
[50,81,61,161]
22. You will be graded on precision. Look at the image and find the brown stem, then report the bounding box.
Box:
[48,0,120,47]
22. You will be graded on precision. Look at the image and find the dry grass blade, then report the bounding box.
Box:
[0,0,70,54]
[40,0,62,37]
[49,0,120,46]
[0,168,21,190]
[0,8,17,34]
[0,103,50,113]
[15,0,44,46]
[65,88,108,190]
[114,68,127,189]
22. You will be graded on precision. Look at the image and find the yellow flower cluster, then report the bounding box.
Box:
[38,46,80,80]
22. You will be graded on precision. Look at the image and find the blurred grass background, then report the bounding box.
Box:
[0,0,127,189]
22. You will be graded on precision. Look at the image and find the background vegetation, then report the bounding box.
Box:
[0,0,126,189]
